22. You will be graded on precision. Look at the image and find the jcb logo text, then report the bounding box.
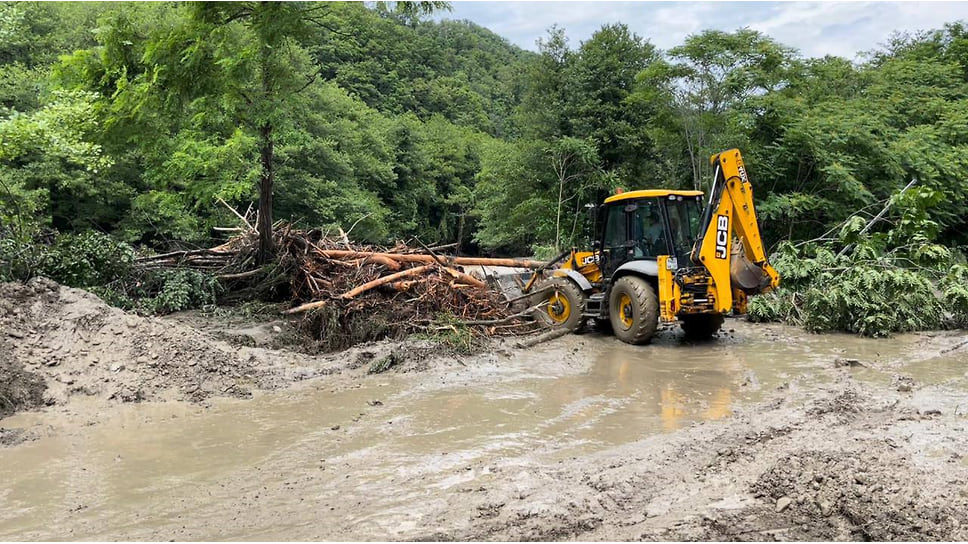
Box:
[715,215,729,259]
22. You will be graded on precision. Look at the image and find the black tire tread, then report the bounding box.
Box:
[680,313,725,339]
[608,275,659,345]
[532,277,586,332]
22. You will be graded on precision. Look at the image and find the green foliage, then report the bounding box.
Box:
[0,89,120,235]
[0,230,133,287]
[748,240,955,337]
[96,268,221,315]
[941,264,968,327]
[41,231,133,288]
[0,228,217,316]
[414,312,480,354]
[368,351,400,374]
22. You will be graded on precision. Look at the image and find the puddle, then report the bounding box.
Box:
[0,320,963,540]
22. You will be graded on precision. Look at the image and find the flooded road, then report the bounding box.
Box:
[2,319,967,540]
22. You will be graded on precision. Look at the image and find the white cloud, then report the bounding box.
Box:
[436,1,968,59]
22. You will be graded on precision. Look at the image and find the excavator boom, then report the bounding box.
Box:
[692,149,779,313]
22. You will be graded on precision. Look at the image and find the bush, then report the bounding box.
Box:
[0,237,42,282]
[414,312,481,354]
[941,264,968,328]
[748,240,957,337]
[0,230,219,316]
[42,231,134,287]
[95,268,222,315]
[0,230,133,286]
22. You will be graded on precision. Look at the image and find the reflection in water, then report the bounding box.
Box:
[660,386,685,431]
[593,340,743,433]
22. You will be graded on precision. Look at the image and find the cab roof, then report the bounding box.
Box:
[603,189,704,204]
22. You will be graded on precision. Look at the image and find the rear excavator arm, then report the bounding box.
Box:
[691,149,780,313]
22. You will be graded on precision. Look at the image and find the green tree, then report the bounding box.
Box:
[639,29,795,190]
[548,137,599,251]
[0,90,116,237]
[567,23,657,179]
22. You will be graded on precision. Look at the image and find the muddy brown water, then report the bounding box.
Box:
[1,320,965,540]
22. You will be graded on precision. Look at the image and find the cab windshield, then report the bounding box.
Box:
[665,197,702,263]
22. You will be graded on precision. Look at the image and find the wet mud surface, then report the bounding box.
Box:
[2,279,968,540]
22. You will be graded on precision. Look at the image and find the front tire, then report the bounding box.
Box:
[679,314,725,340]
[531,277,586,332]
[608,276,659,345]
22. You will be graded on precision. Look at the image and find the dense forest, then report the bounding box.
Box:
[2,1,968,334]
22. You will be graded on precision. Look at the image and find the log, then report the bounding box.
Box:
[514,327,570,349]
[339,264,434,299]
[442,267,487,288]
[283,299,328,314]
[217,268,264,280]
[315,249,544,268]
[359,254,401,271]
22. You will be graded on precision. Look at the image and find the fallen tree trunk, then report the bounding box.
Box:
[315,249,544,269]
[442,266,487,288]
[358,254,401,271]
[282,299,328,315]
[514,327,570,349]
[339,264,435,300]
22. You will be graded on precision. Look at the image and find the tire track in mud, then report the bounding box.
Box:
[422,376,968,542]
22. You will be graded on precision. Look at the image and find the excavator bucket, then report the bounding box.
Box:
[730,240,771,294]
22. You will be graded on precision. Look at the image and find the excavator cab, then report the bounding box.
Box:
[529,148,779,345]
[597,190,704,280]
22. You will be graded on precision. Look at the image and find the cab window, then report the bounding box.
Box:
[603,205,626,250]
[631,200,668,258]
[666,197,702,260]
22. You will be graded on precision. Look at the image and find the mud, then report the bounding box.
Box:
[2,279,968,541]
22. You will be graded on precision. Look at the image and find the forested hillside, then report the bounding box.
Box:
[3,1,968,334]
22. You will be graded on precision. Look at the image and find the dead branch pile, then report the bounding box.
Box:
[136,224,553,349]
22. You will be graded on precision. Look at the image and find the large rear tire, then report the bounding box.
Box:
[680,314,725,340]
[608,276,659,345]
[531,277,586,332]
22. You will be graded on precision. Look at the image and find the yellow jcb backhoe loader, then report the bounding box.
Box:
[528,148,780,344]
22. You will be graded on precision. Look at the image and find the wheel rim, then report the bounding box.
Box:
[618,293,634,329]
[547,291,571,324]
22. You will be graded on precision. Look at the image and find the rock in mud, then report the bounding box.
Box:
[893,374,916,392]
[834,357,863,368]
[776,496,793,512]
[0,427,34,447]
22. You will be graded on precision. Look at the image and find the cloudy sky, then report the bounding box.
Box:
[433,2,968,59]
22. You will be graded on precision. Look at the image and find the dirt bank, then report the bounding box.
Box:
[0,337,46,446]
[0,278,447,427]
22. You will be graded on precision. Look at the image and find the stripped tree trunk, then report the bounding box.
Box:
[257,122,275,264]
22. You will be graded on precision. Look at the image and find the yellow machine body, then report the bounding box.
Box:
[528,148,779,342]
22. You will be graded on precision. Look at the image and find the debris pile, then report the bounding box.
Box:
[136,225,553,349]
